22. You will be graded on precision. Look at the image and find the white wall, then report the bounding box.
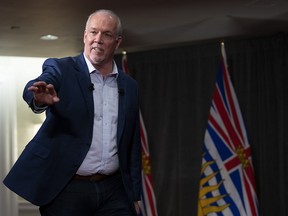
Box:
[0,56,45,216]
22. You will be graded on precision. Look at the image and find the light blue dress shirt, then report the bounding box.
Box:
[77,55,119,175]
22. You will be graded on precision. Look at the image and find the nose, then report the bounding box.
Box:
[94,32,103,44]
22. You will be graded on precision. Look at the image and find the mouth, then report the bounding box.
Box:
[92,47,103,52]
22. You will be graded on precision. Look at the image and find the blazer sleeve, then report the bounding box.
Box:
[22,58,63,111]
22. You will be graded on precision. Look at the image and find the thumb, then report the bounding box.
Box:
[52,96,60,103]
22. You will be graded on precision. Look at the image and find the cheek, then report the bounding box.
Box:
[107,42,118,51]
[84,35,93,45]
[83,42,90,52]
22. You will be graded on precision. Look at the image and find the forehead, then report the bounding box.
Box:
[87,12,117,32]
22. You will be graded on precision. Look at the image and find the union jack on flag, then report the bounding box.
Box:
[198,43,259,216]
[122,53,158,216]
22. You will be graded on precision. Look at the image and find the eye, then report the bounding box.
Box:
[103,32,113,39]
[90,30,97,35]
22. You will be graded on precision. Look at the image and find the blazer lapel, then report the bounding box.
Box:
[73,54,94,118]
[117,71,126,143]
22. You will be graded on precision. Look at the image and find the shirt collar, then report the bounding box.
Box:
[83,53,118,77]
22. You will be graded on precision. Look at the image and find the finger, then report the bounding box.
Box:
[46,84,60,103]
[28,86,39,92]
[32,81,47,87]
[46,84,56,96]
[33,81,48,92]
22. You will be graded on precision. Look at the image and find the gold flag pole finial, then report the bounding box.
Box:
[221,41,228,69]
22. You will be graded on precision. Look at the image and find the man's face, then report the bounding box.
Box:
[83,12,122,67]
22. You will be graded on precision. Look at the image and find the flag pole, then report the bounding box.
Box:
[221,42,228,71]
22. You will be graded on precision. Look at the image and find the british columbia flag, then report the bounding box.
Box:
[122,53,158,216]
[198,43,259,216]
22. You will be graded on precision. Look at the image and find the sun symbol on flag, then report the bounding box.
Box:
[142,152,151,175]
[198,160,230,216]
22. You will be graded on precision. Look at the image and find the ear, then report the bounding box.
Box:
[83,30,87,43]
[115,36,122,49]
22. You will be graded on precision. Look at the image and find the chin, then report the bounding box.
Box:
[89,55,103,64]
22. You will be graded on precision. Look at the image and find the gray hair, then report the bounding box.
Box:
[85,9,123,36]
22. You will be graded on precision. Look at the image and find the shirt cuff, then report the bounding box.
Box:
[32,99,48,113]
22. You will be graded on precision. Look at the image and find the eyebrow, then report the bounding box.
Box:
[88,27,113,33]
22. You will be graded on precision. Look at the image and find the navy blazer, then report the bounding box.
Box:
[3,54,141,207]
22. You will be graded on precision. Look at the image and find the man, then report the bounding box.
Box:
[3,9,141,216]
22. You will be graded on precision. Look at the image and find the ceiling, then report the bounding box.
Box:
[1,0,288,58]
